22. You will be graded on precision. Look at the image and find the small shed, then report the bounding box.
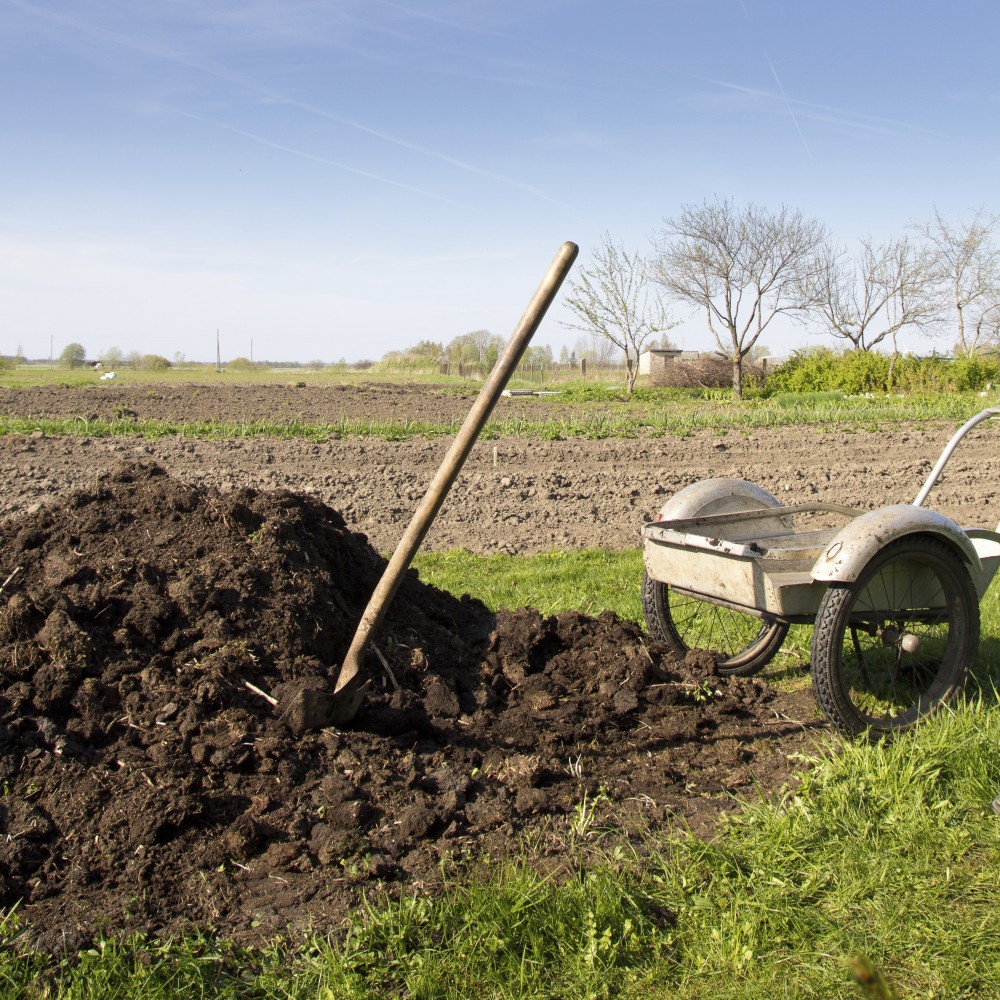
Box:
[638,348,683,375]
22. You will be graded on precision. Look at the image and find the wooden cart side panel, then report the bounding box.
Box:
[643,539,827,617]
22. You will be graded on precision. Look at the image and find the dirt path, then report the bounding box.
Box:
[1,423,997,554]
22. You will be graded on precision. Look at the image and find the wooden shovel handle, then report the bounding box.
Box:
[334,241,579,695]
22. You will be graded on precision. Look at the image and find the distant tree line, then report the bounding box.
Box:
[31,346,380,373]
[374,332,554,374]
[46,343,174,371]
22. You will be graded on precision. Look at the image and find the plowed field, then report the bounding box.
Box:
[0,383,995,948]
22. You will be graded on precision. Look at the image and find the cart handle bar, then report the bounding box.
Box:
[913,407,1000,508]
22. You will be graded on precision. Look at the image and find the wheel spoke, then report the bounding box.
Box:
[673,593,771,661]
[813,538,976,737]
[643,571,788,678]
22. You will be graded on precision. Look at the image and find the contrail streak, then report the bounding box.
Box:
[366,0,504,36]
[707,81,943,141]
[739,0,812,158]
[13,0,573,210]
[273,94,574,210]
[765,55,812,158]
[172,109,470,208]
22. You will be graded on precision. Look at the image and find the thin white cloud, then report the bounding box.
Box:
[10,0,357,50]
[169,109,471,208]
[701,81,945,142]
[365,0,506,36]
[271,95,575,211]
[10,0,574,213]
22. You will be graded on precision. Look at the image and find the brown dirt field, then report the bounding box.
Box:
[0,381,591,426]
[0,384,997,950]
[0,386,997,554]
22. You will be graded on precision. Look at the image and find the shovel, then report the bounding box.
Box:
[281,240,579,733]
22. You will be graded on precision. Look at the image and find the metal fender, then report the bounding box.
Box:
[811,504,982,583]
[654,477,783,521]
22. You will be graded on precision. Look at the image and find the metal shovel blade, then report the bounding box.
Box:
[280,241,579,733]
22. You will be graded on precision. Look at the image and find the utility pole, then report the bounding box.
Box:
[216,329,221,373]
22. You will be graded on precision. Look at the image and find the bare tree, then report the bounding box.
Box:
[971,301,1000,353]
[805,236,938,352]
[653,199,824,398]
[571,333,617,367]
[562,233,675,392]
[915,206,1000,356]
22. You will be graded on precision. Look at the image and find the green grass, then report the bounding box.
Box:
[4,552,1000,997]
[2,392,999,444]
[0,415,464,442]
[412,549,644,619]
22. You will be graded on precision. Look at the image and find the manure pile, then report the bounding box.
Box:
[0,463,809,948]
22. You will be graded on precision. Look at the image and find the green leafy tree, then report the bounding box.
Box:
[445,330,504,368]
[59,342,87,368]
[140,354,172,370]
[524,344,553,367]
[408,339,445,362]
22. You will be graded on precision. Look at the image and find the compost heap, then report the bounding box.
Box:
[0,462,806,949]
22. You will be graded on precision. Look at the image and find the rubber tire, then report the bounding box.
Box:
[810,536,978,740]
[642,568,788,676]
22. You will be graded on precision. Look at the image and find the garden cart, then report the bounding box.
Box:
[642,408,1000,739]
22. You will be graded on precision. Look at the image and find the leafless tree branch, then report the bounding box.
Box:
[561,233,677,392]
[652,199,825,397]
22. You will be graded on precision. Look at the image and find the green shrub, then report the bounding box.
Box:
[887,353,951,392]
[835,349,890,393]
[951,354,999,391]
[768,347,994,396]
[766,347,841,392]
[138,354,172,371]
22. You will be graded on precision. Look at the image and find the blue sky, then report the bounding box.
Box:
[2,0,998,363]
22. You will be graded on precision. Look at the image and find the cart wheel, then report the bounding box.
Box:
[642,569,788,676]
[810,536,978,740]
